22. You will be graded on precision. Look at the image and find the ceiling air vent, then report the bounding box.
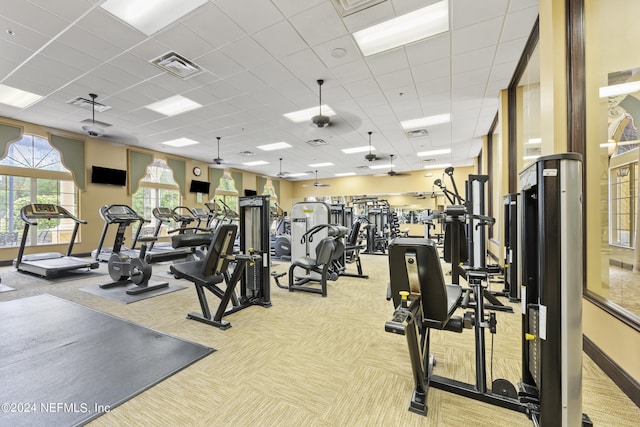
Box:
[332,0,387,17]
[67,96,111,112]
[421,158,436,164]
[406,129,429,138]
[306,138,327,146]
[239,150,256,156]
[151,51,203,79]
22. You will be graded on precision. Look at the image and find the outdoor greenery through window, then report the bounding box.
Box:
[132,159,180,238]
[0,134,78,247]
[212,171,238,219]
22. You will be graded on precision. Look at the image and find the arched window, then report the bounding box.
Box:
[212,171,238,219]
[0,134,78,247]
[132,159,180,237]
[262,178,278,206]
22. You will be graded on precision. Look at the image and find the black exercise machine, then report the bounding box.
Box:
[14,204,99,278]
[93,204,145,262]
[386,154,591,426]
[99,235,169,295]
[170,195,271,329]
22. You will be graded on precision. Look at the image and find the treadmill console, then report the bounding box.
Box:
[102,205,140,222]
[31,204,59,215]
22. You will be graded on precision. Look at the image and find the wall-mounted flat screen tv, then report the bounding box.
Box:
[91,165,127,186]
[244,189,258,196]
[189,180,210,194]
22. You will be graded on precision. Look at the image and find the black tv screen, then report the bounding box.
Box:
[91,165,127,186]
[189,180,210,194]
[244,189,257,196]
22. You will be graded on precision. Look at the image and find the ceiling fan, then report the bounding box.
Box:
[303,170,330,187]
[276,157,288,178]
[211,137,228,167]
[386,154,409,176]
[364,131,386,162]
[311,79,330,128]
[82,93,105,137]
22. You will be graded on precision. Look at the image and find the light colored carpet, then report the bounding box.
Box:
[0,254,637,426]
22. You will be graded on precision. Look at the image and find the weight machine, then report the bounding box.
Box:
[170,195,271,329]
[386,154,590,426]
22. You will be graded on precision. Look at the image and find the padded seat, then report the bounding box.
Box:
[388,237,463,332]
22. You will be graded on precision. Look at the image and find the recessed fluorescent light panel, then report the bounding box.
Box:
[335,172,356,177]
[162,137,199,147]
[369,164,392,170]
[309,162,334,167]
[342,146,375,154]
[424,163,451,170]
[283,105,336,123]
[527,138,541,144]
[287,172,309,177]
[257,142,292,151]
[599,80,640,98]
[353,0,449,56]
[401,113,451,130]
[101,0,208,36]
[523,155,540,161]
[145,95,202,116]
[0,84,42,108]
[243,160,269,166]
[417,148,451,156]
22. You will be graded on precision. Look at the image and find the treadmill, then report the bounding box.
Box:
[13,204,99,278]
[92,204,146,262]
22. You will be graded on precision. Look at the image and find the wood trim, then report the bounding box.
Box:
[583,335,640,407]
[507,18,539,194]
[584,290,640,333]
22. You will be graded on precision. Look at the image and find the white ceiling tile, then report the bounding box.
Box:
[92,64,144,89]
[225,71,268,93]
[27,0,99,22]
[78,9,147,50]
[250,58,295,86]
[508,0,539,13]
[280,49,330,86]
[57,26,122,61]
[109,53,163,80]
[413,57,451,84]
[0,16,51,52]
[182,3,247,49]
[494,37,528,65]
[312,35,362,69]
[222,37,275,69]
[406,33,451,66]
[289,2,348,47]
[366,47,409,75]
[489,61,518,83]
[39,41,102,71]
[153,24,216,60]
[376,69,413,91]
[197,50,245,79]
[452,46,495,74]
[501,6,538,42]
[451,17,503,55]
[216,0,284,34]
[272,0,326,17]
[254,21,307,58]
[199,80,244,100]
[332,60,373,84]
[343,78,380,98]
[2,0,71,38]
[451,0,508,29]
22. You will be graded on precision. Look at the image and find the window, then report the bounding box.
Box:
[262,178,277,206]
[0,134,78,246]
[610,162,637,248]
[131,159,180,237]
[212,171,238,217]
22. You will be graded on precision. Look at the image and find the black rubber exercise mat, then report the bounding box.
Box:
[0,294,214,426]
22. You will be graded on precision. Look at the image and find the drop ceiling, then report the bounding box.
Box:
[0,0,538,180]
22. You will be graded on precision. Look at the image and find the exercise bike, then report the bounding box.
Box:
[100,236,168,295]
